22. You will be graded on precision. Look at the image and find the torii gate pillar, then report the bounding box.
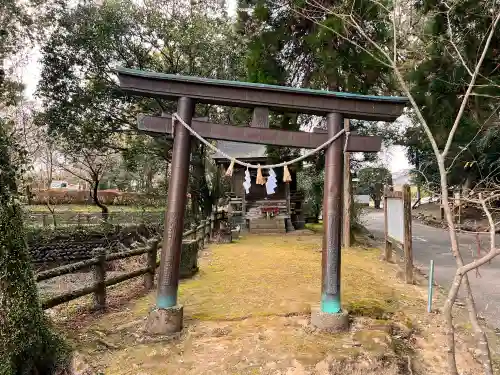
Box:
[311,112,349,331]
[146,97,194,334]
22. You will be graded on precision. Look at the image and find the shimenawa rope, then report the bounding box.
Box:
[172,112,350,170]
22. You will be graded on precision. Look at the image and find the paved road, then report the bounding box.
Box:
[364,210,500,329]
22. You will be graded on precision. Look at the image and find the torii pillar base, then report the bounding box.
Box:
[145,305,184,335]
[311,307,349,332]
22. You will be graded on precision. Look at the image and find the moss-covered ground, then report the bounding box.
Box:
[56,232,483,375]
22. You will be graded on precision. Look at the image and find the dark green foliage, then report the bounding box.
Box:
[297,166,324,222]
[37,0,247,220]
[0,123,69,374]
[406,0,500,190]
[356,167,392,208]
[179,240,200,278]
[239,0,400,172]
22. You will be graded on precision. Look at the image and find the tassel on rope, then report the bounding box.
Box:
[225,159,235,177]
[283,165,292,183]
[256,165,266,185]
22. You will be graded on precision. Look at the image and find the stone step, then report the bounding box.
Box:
[250,228,287,234]
[250,224,283,230]
[250,218,284,224]
[249,219,285,228]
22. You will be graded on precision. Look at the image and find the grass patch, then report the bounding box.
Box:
[118,234,408,322]
[305,221,323,233]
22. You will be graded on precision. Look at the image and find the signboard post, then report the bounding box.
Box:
[384,184,413,284]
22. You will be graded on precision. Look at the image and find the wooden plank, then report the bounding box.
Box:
[42,285,97,309]
[252,107,269,128]
[106,246,150,261]
[117,67,408,121]
[36,258,99,281]
[138,115,382,153]
[106,267,150,287]
[386,190,403,199]
[343,118,351,247]
[403,184,413,284]
[383,185,392,262]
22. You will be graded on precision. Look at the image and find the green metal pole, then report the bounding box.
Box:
[427,259,434,313]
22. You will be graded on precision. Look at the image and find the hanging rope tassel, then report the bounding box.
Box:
[225,159,235,177]
[256,165,266,185]
[283,165,292,183]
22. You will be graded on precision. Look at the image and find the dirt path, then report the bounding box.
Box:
[59,233,488,374]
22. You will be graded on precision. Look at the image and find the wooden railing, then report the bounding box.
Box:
[37,219,212,310]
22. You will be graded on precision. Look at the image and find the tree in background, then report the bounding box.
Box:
[118,135,168,194]
[37,0,247,221]
[237,0,401,207]
[57,139,119,219]
[357,167,392,209]
[406,0,500,193]
[298,166,324,223]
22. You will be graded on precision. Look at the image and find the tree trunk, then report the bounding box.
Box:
[0,126,69,373]
[199,145,213,219]
[438,160,493,375]
[46,149,53,189]
[189,140,203,223]
[374,199,381,209]
[145,166,154,195]
[91,181,108,221]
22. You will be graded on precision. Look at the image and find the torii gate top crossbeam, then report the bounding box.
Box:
[116,67,408,121]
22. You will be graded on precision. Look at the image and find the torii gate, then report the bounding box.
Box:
[116,68,407,334]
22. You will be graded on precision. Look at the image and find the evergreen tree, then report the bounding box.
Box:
[238,0,399,170]
[407,0,500,191]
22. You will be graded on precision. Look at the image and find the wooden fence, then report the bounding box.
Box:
[37,219,213,310]
[383,184,413,284]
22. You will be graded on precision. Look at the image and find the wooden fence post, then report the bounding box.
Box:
[191,223,197,240]
[92,247,107,310]
[200,219,206,249]
[383,185,392,262]
[144,239,159,290]
[403,184,413,284]
[209,214,215,241]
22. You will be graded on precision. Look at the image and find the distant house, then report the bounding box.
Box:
[49,180,68,189]
[49,180,81,190]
